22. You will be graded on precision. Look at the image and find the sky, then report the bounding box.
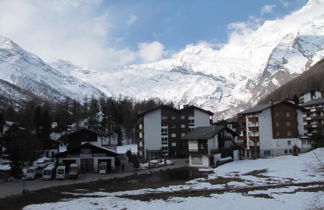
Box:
[0,0,308,71]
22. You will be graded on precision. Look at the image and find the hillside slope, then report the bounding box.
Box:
[259,59,324,104]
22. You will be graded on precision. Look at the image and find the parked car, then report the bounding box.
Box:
[98,162,107,174]
[25,166,37,180]
[68,163,79,179]
[43,164,56,180]
[56,165,66,180]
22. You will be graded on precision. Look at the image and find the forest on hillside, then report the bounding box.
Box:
[259,59,324,104]
[0,96,174,143]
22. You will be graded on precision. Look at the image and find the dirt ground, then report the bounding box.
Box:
[0,167,203,210]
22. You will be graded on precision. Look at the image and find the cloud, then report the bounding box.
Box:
[260,4,276,15]
[137,41,165,63]
[226,17,263,47]
[127,15,138,25]
[0,0,140,70]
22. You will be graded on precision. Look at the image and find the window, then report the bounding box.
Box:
[181,115,185,120]
[264,150,271,156]
[275,112,279,117]
[181,133,185,137]
[191,156,203,165]
[188,140,198,151]
[139,124,143,129]
[286,121,291,127]
[181,124,185,128]
[285,150,288,154]
[276,131,280,137]
[172,142,176,147]
[286,112,291,117]
[276,122,279,127]
[171,133,176,138]
[139,132,143,138]
[161,137,168,144]
[171,116,176,120]
[287,140,291,145]
[171,124,176,128]
[161,128,168,135]
[162,116,168,120]
[161,146,168,152]
[287,131,292,137]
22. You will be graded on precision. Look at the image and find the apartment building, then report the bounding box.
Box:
[299,90,322,104]
[301,97,324,146]
[137,105,213,159]
[238,100,311,159]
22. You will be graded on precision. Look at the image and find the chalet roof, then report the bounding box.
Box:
[59,128,107,140]
[181,125,231,140]
[55,142,118,158]
[239,100,304,115]
[300,97,324,107]
[139,105,178,117]
[139,105,213,117]
[180,105,214,115]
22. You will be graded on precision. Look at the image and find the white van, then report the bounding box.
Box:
[68,163,79,179]
[43,164,56,180]
[98,162,107,174]
[25,166,37,180]
[56,165,66,180]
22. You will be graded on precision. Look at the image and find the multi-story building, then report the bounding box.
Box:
[238,100,311,159]
[137,105,213,159]
[299,90,322,104]
[301,97,324,146]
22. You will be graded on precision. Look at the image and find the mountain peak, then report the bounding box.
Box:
[0,36,19,50]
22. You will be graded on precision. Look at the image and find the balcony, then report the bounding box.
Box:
[249,136,259,141]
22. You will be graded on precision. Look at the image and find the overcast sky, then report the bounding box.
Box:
[0,0,307,71]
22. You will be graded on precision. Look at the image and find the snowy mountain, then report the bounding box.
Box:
[0,36,105,105]
[52,0,324,119]
[1,0,324,118]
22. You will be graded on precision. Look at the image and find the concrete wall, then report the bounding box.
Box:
[194,109,211,128]
[259,109,273,155]
[297,109,305,136]
[144,109,161,157]
[189,155,209,167]
[207,135,218,155]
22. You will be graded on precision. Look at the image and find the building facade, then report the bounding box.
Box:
[137,105,213,159]
[301,98,324,146]
[299,90,322,104]
[238,100,311,159]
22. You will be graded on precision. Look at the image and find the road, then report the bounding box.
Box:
[0,159,187,199]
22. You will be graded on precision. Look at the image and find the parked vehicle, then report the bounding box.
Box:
[25,166,37,180]
[98,162,107,174]
[68,163,79,179]
[43,164,56,180]
[36,163,49,178]
[56,165,66,180]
